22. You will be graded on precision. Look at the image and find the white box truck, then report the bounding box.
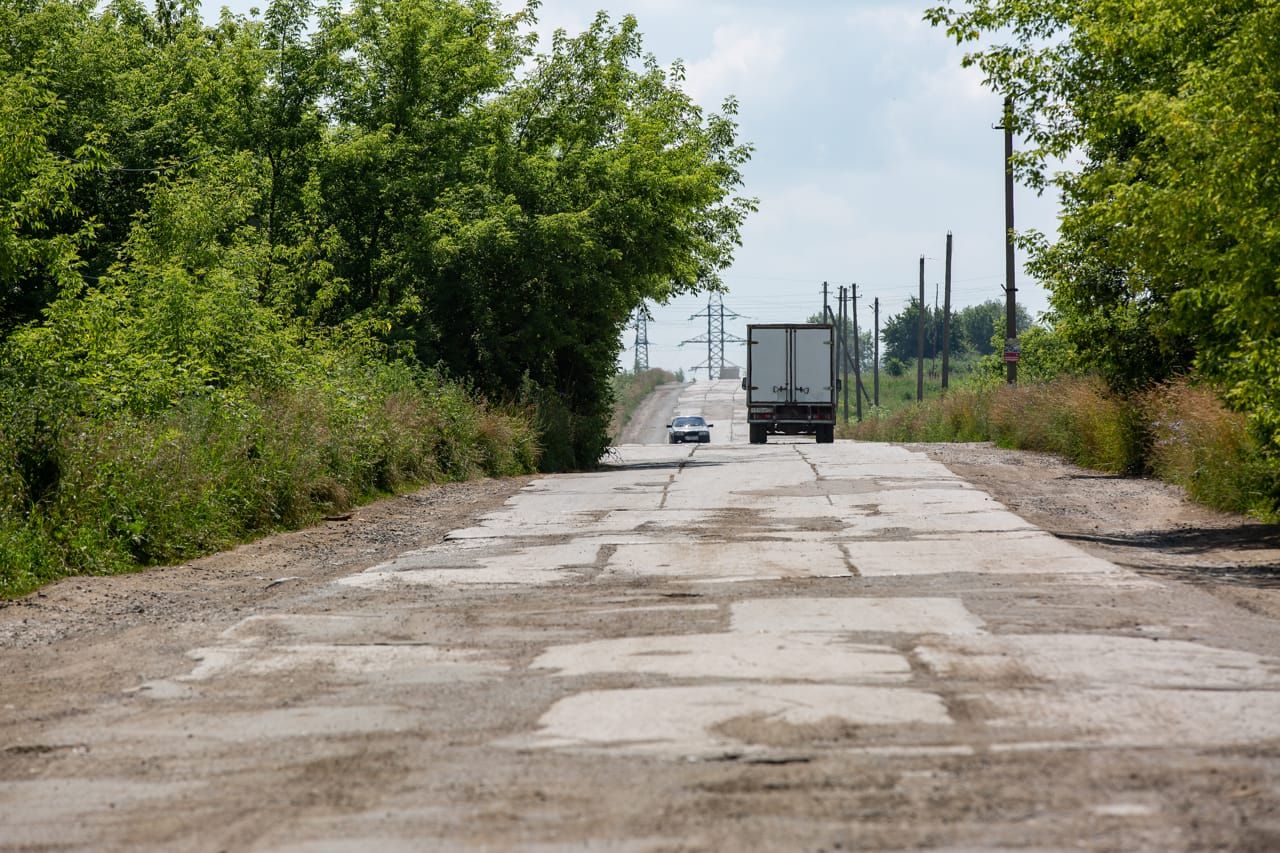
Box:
[742,323,837,444]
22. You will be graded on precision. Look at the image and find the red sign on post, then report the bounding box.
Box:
[1003,338,1021,364]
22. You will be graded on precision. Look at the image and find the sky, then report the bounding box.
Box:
[211,0,1063,376]
[497,0,1063,375]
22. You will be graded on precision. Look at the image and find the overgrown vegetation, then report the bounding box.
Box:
[0,362,538,598]
[885,0,1280,519]
[0,0,751,596]
[609,368,681,440]
[845,377,1277,521]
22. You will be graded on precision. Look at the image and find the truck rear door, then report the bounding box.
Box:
[792,326,834,403]
[749,326,789,403]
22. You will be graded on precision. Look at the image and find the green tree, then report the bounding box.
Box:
[0,0,752,472]
[880,298,953,363]
[954,299,1030,356]
[927,0,1280,450]
[0,66,106,334]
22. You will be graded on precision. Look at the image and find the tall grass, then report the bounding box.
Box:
[1141,382,1275,517]
[0,362,539,599]
[844,376,1278,520]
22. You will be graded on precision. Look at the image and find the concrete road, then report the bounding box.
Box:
[4,380,1280,849]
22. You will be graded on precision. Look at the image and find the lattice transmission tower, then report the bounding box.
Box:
[631,304,651,373]
[681,294,745,380]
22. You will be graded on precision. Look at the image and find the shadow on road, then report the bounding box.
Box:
[1056,523,1280,555]
[1058,524,1280,588]
[596,457,731,472]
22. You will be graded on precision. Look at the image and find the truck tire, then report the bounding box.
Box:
[816,425,834,444]
[749,424,766,444]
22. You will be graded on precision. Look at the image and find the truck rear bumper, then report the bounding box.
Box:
[748,404,835,435]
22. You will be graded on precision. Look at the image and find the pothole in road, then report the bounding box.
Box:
[507,684,953,758]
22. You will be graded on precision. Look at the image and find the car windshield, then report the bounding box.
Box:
[673,417,706,427]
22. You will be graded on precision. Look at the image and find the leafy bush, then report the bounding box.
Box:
[0,353,540,599]
[0,0,753,597]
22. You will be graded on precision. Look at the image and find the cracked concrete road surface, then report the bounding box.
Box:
[4,379,1280,850]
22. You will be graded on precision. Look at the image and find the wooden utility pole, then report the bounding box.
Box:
[839,286,850,423]
[873,297,880,408]
[1004,97,1019,385]
[822,281,829,321]
[917,255,925,402]
[852,284,862,422]
[942,231,953,391]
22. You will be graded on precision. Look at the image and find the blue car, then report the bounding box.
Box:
[667,415,713,444]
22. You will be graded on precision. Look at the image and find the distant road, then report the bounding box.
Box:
[617,381,685,444]
[618,379,747,445]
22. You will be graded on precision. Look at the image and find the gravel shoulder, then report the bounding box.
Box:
[0,477,530,652]
[914,441,1280,618]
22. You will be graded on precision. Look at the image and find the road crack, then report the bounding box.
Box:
[657,449,694,509]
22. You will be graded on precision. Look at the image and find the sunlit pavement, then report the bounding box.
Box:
[273,382,1274,757]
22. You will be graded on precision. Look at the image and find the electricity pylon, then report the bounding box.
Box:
[632,304,651,373]
[682,294,745,380]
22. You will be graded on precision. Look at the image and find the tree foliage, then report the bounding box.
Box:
[0,0,753,469]
[877,298,1031,364]
[927,0,1280,449]
[955,299,1031,356]
[881,298,952,363]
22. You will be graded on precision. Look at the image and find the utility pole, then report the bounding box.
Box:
[852,284,862,422]
[1004,96,1019,385]
[917,255,925,402]
[839,286,849,423]
[933,281,940,375]
[942,232,953,391]
[873,297,880,408]
[632,304,651,373]
[822,281,829,321]
[682,294,744,380]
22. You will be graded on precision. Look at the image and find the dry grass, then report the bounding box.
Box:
[1141,381,1274,516]
[845,375,1277,520]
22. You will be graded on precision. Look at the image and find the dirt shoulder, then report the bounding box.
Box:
[0,476,531,651]
[915,441,1280,617]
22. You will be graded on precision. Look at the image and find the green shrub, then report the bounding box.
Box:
[0,353,542,599]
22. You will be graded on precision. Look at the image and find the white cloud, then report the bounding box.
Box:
[753,182,859,233]
[845,4,931,38]
[683,23,789,106]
